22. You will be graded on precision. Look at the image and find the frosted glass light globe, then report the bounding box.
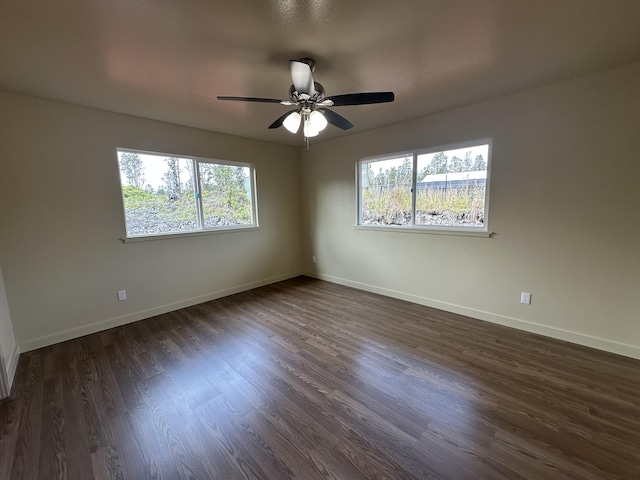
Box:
[283,111,301,133]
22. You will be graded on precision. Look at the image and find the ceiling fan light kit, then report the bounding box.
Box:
[217,58,394,147]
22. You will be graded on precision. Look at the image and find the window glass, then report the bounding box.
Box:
[117,150,257,238]
[199,163,253,228]
[416,144,488,227]
[358,141,491,231]
[360,156,413,226]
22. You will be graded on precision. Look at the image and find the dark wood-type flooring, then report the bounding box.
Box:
[1,276,639,479]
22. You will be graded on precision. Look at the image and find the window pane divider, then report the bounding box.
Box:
[193,158,204,230]
[411,153,418,226]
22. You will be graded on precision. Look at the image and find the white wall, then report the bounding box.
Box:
[301,63,640,359]
[0,265,18,397]
[0,92,303,351]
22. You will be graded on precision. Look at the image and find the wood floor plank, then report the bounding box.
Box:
[91,443,124,480]
[194,396,272,480]
[62,381,93,480]
[37,377,66,480]
[103,343,150,411]
[141,373,216,479]
[10,352,45,480]
[126,404,183,480]
[2,276,640,479]
[0,360,27,480]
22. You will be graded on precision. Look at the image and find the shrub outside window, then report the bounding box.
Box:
[358,140,491,231]
[117,149,257,238]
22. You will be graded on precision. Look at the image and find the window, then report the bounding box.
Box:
[117,149,257,238]
[358,140,491,231]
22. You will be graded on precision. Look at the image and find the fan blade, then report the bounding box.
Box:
[268,109,299,129]
[325,92,395,106]
[290,60,315,95]
[217,96,284,103]
[319,108,354,130]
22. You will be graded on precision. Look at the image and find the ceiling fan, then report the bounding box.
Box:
[217,58,395,143]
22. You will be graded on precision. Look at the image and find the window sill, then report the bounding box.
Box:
[121,225,260,243]
[354,225,492,237]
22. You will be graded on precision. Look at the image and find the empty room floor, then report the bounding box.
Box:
[1,276,639,479]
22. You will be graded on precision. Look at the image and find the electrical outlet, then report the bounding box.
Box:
[520,292,531,304]
[117,290,127,301]
[312,255,317,263]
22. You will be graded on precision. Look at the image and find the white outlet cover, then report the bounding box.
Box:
[117,290,127,301]
[520,292,531,304]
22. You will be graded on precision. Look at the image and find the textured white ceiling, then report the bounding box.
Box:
[1,0,639,146]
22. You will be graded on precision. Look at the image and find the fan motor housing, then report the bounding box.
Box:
[289,82,325,102]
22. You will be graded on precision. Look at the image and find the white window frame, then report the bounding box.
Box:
[117,148,258,241]
[356,139,492,236]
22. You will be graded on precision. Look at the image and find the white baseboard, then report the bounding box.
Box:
[305,271,640,360]
[19,271,303,353]
[0,371,5,399]
[6,343,19,391]
[0,344,19,399]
